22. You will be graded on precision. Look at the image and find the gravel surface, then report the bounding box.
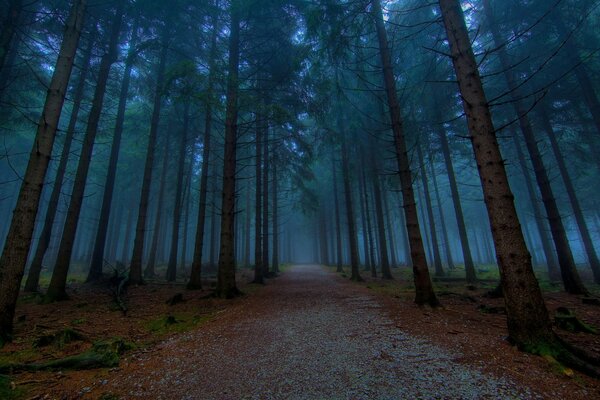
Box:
[92,265,539,399]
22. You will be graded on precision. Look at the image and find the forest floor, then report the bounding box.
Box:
[1,264,600,399]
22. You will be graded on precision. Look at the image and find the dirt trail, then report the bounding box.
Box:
[88,265,538,399]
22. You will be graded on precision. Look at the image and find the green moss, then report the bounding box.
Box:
[144,312,214,336]
[0,374,25,400]
[0,348,39,366]
[0,338,133,374]
[33,328,85,349]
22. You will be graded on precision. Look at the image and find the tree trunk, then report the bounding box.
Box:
[252,119,263,283]
[145,141,169,279]
[483,0,588,295]
[262,125,270,277]
[45,3,123,301]
[215,0,241,298]
[370,153,391,279]
[188,1,219,289]
[87,16,139,282]
[539,105,600,283]
[24,35,93,292]
[243,182,251,268]
[272,157,279,274]
[383,189,399,269]
[332,152,343,272]
[363,167,377,276]
[373,0,437,305]
[512,128,560,279]
[417,141,444,277]
[435,112,476,280]
[358,152,371,272]
[180,159,193,271]
[439,0,554,347]
[166,104,190,282]
[428,148,454,270]
[340,134,362,282]
[129,25,169,285]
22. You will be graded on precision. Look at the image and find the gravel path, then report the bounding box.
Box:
[94,265,538,399]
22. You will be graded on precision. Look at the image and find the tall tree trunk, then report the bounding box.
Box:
[439,0,554,347]
[319,208,329,265]
[88,16,139,282]
[129,25,169,285]
[0,0,85,330]
[120,207,134,264]
[166,104,190,282]
[188,0,219,289]
[370,153,391,279]
[358,152,371,272]
[417,141,444,276]
[252,119,263,283]
[539,105,600,283]
[243,182,251,268]
[383,190,399,269]
[332,152,343,272]
[362,167,377,276]
[24,35,93,292]
[435,112,476,280]
[209,177,218,267]
[340,134,362,281]
[428,148,454,270]
[215,0,241,298]
[512,128,560,280]
[272,158,279,274]
[145,141,169,279]
[46,3,123,301]
[180,159,193,270]
[483,0,588,295]
[372,0,437,305]
[262,125,270,277]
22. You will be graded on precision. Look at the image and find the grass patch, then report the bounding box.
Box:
[0,374,25,400]
[144,312,214,336]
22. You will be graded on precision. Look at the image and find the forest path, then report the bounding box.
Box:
[93,264,536,399]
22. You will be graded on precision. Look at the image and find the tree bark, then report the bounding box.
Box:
[332,152,343,272]
[272,157,279,274]
[166,103,191,282]
[215,0,241,298]
[417,141,444,277]
[512,127,560,280]
[188,1,219,289]
[370,152,391,279]
[87,16,139,282]
[483,0,588,295]
[358,151,371,272]
[372,0,437,305]
[145,140,169,279]
[129,24,169,285]
[262,125,270,277]
[435,112,476,280]
[341,135,362,281]
[46,2,124,301]
[428,148,454,270]
[24,35,93,292]
[252,118,263,283]
[439,0,554,346]
[538,105,600,283]
[0,0,86,341]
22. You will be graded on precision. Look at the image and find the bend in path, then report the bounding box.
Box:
[95,264,537,399]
